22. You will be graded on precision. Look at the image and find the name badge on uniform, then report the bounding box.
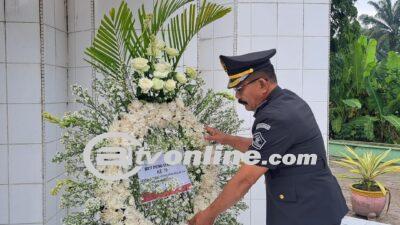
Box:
[256,123,271,131]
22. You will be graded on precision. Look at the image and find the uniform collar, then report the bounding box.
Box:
[253,86,282,117]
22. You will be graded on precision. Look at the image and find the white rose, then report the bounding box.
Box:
[130,57,150,73]
[165,47,179,57]
[185,66,197,78]
[154,62,172,73]
[175,72,187,84]
[153,71,169,78]
[152,78,164,90]
[164,79,176,92]
[138,78,153,93]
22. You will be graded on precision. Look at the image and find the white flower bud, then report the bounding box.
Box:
[165,47,179,57]
[175,72,187,84]
[185,66,197,78]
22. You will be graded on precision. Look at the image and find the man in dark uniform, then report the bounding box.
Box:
[189,49,348,225]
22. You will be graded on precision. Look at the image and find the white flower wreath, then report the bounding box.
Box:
[94,99,221,225]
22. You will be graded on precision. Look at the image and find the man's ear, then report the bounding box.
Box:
[258,78,269,90]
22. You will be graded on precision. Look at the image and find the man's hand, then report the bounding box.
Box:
[204,126,252,152]
[188,209,216,225]
[188,164,268,225]
[204,126,228,144]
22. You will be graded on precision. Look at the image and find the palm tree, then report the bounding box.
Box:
[359,0,400,56]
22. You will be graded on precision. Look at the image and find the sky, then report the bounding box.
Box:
[355,0,396,17]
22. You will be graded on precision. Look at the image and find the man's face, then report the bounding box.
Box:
[235,78,269,111]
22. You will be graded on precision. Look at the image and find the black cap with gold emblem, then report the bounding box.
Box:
[219,49,277,88]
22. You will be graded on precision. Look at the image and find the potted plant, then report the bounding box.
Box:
[334,146,400,217]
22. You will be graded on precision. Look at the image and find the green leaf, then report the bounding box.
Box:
[85,1,139,77]
[366,75,384,115]
[383,115,400,132]
[385,51,400,70]
[375,181,387,195]
[342,98,362,109]
[164,0,231,69]
[331,116,343,133]
[151,0,192,34]
[345,116,378,141]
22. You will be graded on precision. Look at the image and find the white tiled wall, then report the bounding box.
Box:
[43,0,68,223]
[0,0,68,224]
[0,0,330,225]
[198,1,330,224]
[9,184,43,223]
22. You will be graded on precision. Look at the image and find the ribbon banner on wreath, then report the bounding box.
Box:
[138,153,192,203]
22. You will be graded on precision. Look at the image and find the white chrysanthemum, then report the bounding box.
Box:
[130,57,150,73]
[101,208,124,224]
[164,79,176,92]
[176,98,185,109]
[96,99,218,225]
[128,101,143,112]
[138,78,153,93]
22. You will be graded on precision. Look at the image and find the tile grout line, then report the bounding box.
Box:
[66,0,72,113]
[39,0,47,223]
[326,0,332,164]
[64,0,71,219]
[3,0,11,222]
[90,0,95,99]
[301,0,304,99]
[232,0,237,109]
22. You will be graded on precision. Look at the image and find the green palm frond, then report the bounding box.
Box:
[163,0,231,69]
[150,0,193,34]
[137,0,193,49]
[85,1,139,77]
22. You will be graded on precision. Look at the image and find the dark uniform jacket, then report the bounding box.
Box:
[248,86,348,225]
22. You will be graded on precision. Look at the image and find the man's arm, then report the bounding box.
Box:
[188,164,268,225]
[204,126,252,152]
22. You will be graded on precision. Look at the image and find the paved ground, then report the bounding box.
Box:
[330,157,400,225]
[341,216,389,225]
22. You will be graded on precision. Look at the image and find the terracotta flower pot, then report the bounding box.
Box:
[350,185,387,217]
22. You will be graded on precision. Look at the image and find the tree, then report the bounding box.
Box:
[330,0,361,53]
[360,0,400,57]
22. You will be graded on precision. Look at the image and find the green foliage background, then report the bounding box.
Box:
[329,0,400,144]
